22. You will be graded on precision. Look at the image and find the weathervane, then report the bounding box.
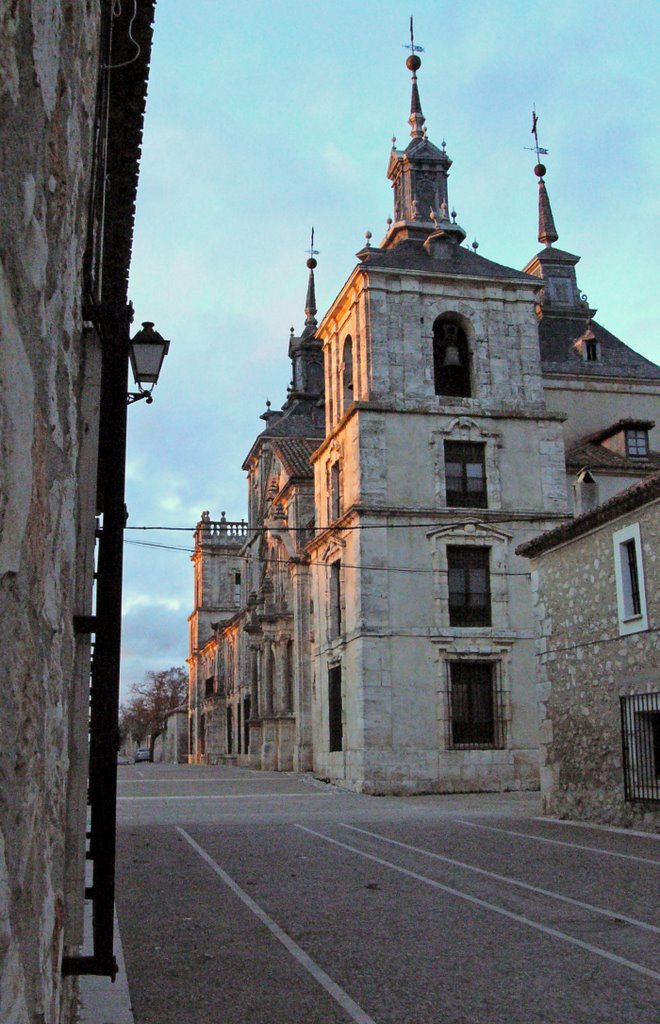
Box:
[525,105,549,163]
[403,15,424,57]
[305,226,319,262]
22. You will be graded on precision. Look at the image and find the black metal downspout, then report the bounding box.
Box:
[63,303,132,979]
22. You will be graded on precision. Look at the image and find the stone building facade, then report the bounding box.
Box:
[189,49,659,798]
[0,3,155,1020]
[518,474,660,831]
[188,267,323,771]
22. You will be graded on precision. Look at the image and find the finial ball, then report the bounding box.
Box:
[306,257,317,269]
[534,163,546,178]
[406,54,421,71]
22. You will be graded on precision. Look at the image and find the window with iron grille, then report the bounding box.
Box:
[620,692,660,803]
[328,665,343,752]
[444,441,487,508]
[447,546,491,626]
[448,661,505,748]
[625,429,649,457]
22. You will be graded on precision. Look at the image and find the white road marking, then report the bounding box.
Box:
[296,825,660,983]
[340,823,660,934]
[177,827,377,1024]
[534,817,660,841]
[117,792,336,801]
[453,819,660,866]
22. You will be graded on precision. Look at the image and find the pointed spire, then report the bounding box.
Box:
[536,170,558,247]
[304,226,318,328]
[528,109,558,247]
[405,17,425,138]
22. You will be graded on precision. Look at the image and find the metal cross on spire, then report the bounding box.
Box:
[403,15,424,56]
[525,105,549,163]
[305,227,319,261]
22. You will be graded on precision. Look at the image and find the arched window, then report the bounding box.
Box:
[433,317,471,397]
[342,336,353,411]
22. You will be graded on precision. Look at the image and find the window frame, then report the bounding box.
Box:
[447,660,505,749]
[328,664,344,752]
[329,559,342,639]
[447,545,492,627]
[613,522,648,635]
[625,429,649,458]
[444,440,487,509]
[620,692,660,803]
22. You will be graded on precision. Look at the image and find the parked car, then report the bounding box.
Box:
[134,748,152,763]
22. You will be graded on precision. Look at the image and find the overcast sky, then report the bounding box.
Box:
[120,0,659,697]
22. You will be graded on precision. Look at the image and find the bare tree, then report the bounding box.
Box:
[119,666,187,753]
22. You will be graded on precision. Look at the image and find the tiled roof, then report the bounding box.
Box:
[359,238,536,282]
[579,419,655,445]
[270,437,318,479]
[566,441,660,473]
[517,471,660,558]
[539,316,660,378]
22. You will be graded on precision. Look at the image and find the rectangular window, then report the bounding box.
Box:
[328,665,343,752]
[444,442,487,509]
[330,462,341,521]
[447,546,491,627]
[329,560,342,637]
[205,676,214,697]
[613,523,648,635]
[233,571,241,607]
[623,540,641,616]
[625,429,649,457]
[226,706,233,755]
[448,661,504,748]
[584,340,599,361]
[620,692,660,803]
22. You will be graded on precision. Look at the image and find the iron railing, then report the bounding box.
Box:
[620,692,660,803]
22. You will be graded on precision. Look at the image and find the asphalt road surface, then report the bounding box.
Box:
[116,763,660,1024]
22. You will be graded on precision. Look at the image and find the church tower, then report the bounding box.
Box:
[308,44,571,794]
[522,144,660,508]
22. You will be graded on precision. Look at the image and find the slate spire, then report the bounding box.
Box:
[529,111,558,247]
[405,17,425,138]
[536,164,559,247]
[304,226,318,330]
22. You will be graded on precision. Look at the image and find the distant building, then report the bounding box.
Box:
[0,2,155,1017]
[518,473,660,831]
[188,267,324,771]
[153,706,189,764]
[188,44,659,797]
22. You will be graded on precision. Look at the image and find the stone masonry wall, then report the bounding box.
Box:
[532,501,659,830]
[0,4,101,1022]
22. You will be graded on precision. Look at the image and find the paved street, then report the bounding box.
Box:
[116,764,659,1024]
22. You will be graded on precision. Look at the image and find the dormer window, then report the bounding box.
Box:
[626,429,649,458]
[575,334,599,362]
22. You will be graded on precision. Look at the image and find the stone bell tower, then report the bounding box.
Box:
[307,35,570,795]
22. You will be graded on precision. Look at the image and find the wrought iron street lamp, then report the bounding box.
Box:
[128,321,170,403]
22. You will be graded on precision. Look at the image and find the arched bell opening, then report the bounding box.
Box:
[433,316,471,397]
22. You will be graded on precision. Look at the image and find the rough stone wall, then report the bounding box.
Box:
[0,4,101,1021]
[531,500,660,830]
